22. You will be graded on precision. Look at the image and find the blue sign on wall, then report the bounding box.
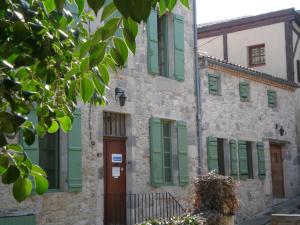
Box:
[112,154,122,163]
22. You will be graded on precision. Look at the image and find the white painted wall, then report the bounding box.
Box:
[227,23,287,79]
[198,35,224,59]
[198,23,288,79]
[293,22,300,83]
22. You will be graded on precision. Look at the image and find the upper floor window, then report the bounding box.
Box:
[208,73,221,95]
[267,90,277,108]
[248,44,265,67]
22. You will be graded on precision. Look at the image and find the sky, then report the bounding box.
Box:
[196,0,300,24]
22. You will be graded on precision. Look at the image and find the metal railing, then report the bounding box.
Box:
[104,192,186,225]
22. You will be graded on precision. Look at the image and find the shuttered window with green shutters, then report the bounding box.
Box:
[147,10,159,75]
[207,137,219,173]
[177,121,189,186]
[257,142,266,179]
[20,109,83,192]
[68,108,83,192]
[173,14,185,81]
[229,140,238,178]
[238,140,248,180]
[158,15,169,77]
[239,82,250,102]
[0,215,36,225]
[150,118,188,187]
[208,74,220,95]
[267,90,277,108]
[150,118,164,187]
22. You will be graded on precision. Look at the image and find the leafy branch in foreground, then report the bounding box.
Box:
[0,0,189,202]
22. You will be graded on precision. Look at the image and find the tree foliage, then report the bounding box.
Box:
[0,0,189,201]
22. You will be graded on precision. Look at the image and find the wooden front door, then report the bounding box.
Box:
[104,138,126,225]
[270,144,284,198]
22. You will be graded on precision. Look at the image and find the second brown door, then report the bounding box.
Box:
[270,144,284,198]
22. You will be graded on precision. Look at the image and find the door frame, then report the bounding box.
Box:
[103,136,127,224]
[269,143,285,198]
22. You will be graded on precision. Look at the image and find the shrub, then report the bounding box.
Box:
[192,172,239,225]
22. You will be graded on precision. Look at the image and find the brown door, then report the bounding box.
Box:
[270,144,284,198]
[104,138,126,225]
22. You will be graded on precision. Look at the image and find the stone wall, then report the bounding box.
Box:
[0,1,197,225]
[199,60,299,221]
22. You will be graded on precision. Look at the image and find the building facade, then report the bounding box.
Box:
[199,55,299,221]
[0,1,198,225]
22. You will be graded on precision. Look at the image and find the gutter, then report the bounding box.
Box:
[192,0,202,175]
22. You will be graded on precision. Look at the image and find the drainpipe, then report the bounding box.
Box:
[192,0,202,175]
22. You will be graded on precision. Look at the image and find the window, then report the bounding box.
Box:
[238,140,253,179]
[147,10,185,81]
[239,82,250,102]
[267,90,277,108]
[297,60,300,83]
[158,15,169,77]
[162,121,172,183]
[39,132,60,189]
[149,118,188,187]
[208,74,220,95]
[103,112,126,137]
[207,137,225,175]
[248,44,265,67]
[20,109,83,192]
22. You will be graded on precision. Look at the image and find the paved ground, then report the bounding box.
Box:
[238,196,300,225]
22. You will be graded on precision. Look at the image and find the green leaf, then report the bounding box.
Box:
[87,0,105,15]
[34,174,49,195]
[89,42,107,67]
[180,0,189,8]
[99,64,110,85]
[123,28,136,54]
[0,155,9,175]
[75,0,85,14]
[48,120,59,133]
[112,37,128,65]
[159,0,167,15]
[23,128,36,146]
[13,177,32,202]
[43,0,56,14]
[2,166,20,184]
[0,134,7,147]
[123,17,138,38]
[7,144,23,152]
[80,40,92,58]
[166,0,176,11]
[80,57,90,73]
[57,116,72,133]
[0,112,15,133]
[102,17,120,40]
[80,77,95,102]
[92,73,105,95]
[101,2,116,21]
[54,0,66,12]
[31,164,47,177]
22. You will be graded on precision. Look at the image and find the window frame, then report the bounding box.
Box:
[248,44,266,67]
[217,138,225,175]
[38,131,60,190]
[157,13,169,78]
[161,120,173,185]
[208,73,221,95]
[246,141,254,179]
[239,82,250,102]
[267,89,277,108]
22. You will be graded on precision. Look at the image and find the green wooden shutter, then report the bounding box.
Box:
[207,137,219,173]
[160,15,169,77]
[257,142,266,179]
[208,74,219,95]
[20,112,39,164]
[68,108,82,192]
[147,9,159,75]
[177,121,189,186]
[0,215,36,225]
[149,118,163,187]
[229,140,238,178]
[173,14,184,81]
[267,90,277,108]
[238,140,248,180]
[239,82,250,102]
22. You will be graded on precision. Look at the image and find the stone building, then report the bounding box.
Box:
[199,55,299,221]
[0,1,199,225]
